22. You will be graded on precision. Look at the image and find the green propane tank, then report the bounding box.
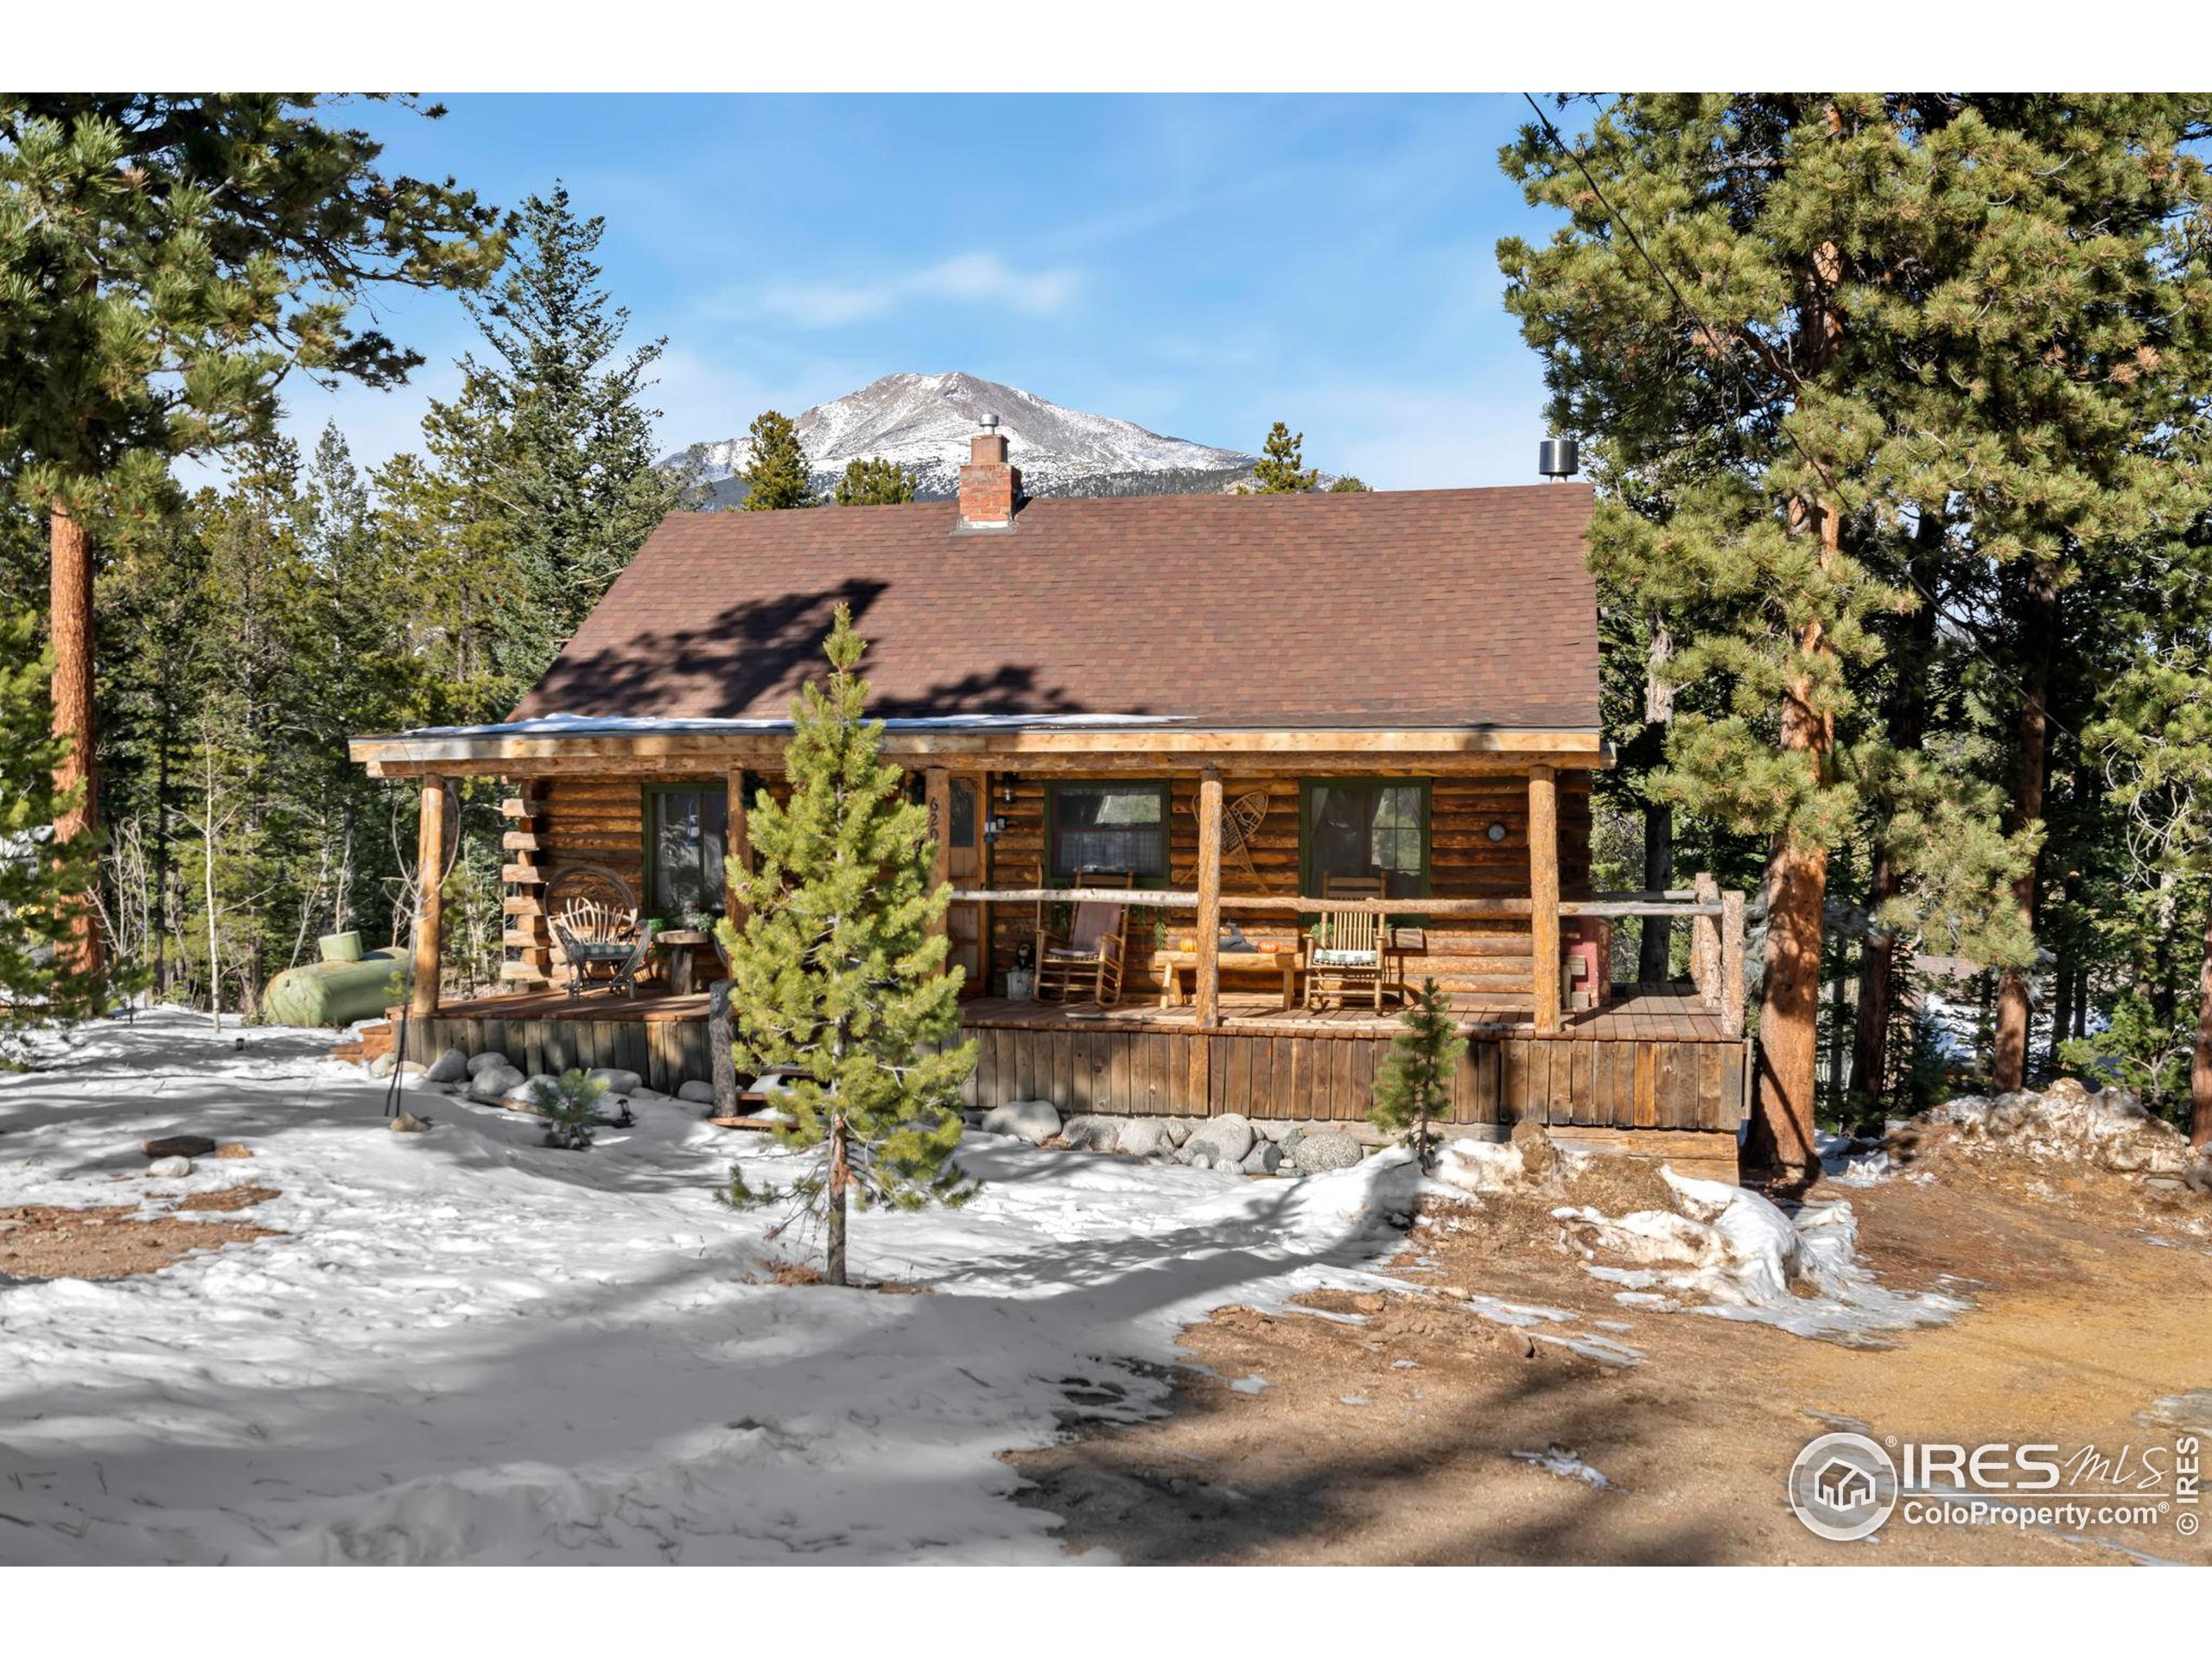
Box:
[262,948,412,1029]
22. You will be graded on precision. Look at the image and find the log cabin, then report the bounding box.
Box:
[349,425,1750,1176]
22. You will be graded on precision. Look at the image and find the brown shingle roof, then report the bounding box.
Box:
[511,484,1599,731]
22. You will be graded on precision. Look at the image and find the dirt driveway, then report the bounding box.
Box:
[1011,1156,2212,1565]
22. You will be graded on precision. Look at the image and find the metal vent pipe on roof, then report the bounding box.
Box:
[1538,436,1580,479]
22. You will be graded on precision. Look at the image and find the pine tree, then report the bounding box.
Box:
[1326,475,1372,493]
[0,606,108,1043]
[443,184,696,684]
[739,410,819,511]
[296,426,432,945]
[99,508,211,995]
[1246,423,1319,493]
[721,605,976,1284]
[1370,977,1465,1171]
[2085,497,2212,1145]
[1496,95,2158,1175]
[0,95,505,987]
[832,457,918,506]
[376,387,531,725]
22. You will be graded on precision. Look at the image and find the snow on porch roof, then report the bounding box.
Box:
[400,712,1191,739]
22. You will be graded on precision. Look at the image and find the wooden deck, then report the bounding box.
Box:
[399,982,1748,1136]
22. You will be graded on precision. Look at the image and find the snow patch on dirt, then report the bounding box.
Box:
[1816,1129,1894,1186]
[1556,1167,1968,1346]
[1512,1445,1624,1491]
[1902,1079,2209,1185]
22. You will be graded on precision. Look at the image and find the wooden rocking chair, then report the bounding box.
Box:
[1033,868,1133,1006]
[1303,874,1391,1010]
[548,865,647,999]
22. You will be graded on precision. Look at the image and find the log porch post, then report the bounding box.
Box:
[1195,766,1224,1030]
[925,766,951,946]
[1528,765,1561,1033]
[1721,888,1747,1038]
[1690,871,1722,1001]
[411,776,447,1017]
[725,767,750,926]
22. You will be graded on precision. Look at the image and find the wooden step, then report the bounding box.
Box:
[500,796,545,819]
[499,963,553,983]
[502,863,545,886]
[503,895,544,918]
[502,830,542,853]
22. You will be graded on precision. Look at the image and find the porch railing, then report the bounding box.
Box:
[953,876,1745,1037]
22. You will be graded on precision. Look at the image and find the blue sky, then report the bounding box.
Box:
[285,94,1563,490]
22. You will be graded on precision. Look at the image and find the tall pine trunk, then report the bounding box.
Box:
[2050,953,2075,1072]
[826,1111,850,1287]
[1993,561,2058,1091]
[1851,510,1943,1116]
[1750,210,1848,1183]
[1849,848,1898,1118]
[2192,897,2212,1149]
[1754,827,1830,1177]
[1749,476,1843,1180]
[203,743,223,1033]
[49,498,103,988]
[1637,801,1674,983]
[152,712,173,997]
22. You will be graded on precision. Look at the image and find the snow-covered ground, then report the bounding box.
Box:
[0,1012,1414,1565]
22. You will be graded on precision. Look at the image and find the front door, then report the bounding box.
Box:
[942,774,988,993]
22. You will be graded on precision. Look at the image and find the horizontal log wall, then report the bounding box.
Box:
[982,770,1591,1004]
[521,772,790,978]
[955,1023,1745,1131]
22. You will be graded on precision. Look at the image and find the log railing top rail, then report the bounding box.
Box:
[956,887,1723,919]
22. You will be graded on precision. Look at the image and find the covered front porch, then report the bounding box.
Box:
[359,720,1751,1163]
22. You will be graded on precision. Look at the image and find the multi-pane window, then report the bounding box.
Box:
[1047,781,1169,880]
[647,785,729,918]
[1303,781,1429,898]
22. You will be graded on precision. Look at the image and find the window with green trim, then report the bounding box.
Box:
[1300,780,1430,899]
[1046,781,1170,883]
[645,784,728,918]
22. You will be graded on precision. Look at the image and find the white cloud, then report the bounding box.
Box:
[741,251,1083,329]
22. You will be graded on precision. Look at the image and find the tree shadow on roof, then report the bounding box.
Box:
[518,577,1129,722]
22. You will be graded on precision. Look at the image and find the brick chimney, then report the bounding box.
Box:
[957,416,1020,530]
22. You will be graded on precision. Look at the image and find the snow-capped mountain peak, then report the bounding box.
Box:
[672,372,1259,504]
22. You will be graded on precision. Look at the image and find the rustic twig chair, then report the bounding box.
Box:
[1303,874,1391,1010]
[1033,868,1134,1006]
[548,865,647,999]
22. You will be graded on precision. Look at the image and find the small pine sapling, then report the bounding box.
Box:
[718,604,978,1284]
[530,1069,612,1150]
[1370,977,1465,1171]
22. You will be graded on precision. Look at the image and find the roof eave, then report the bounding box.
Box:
[348,724,1612,779]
